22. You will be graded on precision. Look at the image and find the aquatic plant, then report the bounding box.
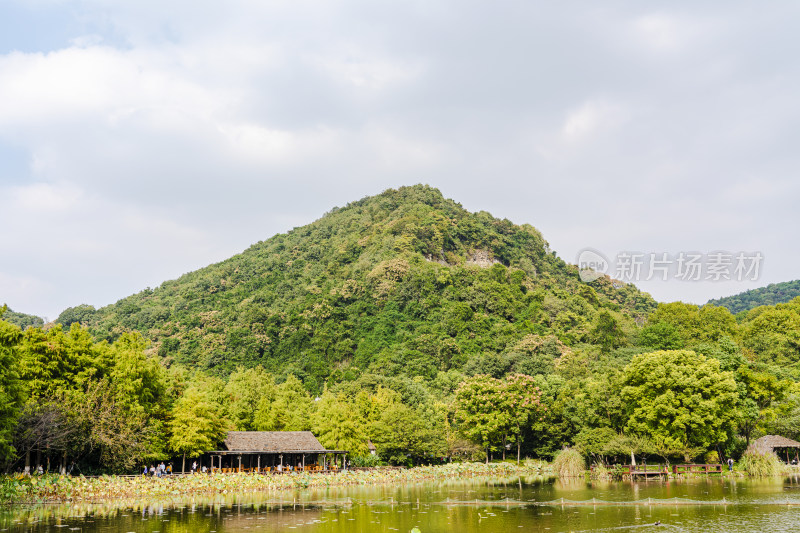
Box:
[552,448,585,478]
[0,462,547,504]
[739,445,784,476]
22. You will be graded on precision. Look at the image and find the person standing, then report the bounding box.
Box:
[727,457,734,472]
[191,460,197,474]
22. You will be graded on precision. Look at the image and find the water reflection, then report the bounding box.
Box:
[3,476,800,532]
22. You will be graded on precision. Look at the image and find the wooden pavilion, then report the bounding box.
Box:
[752,435,800,464]
[206,431,347,473]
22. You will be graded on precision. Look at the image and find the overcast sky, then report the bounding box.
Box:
[1,1,798,320]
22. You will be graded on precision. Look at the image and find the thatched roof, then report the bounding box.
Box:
[752,435,800,450]
[223,431,326,453]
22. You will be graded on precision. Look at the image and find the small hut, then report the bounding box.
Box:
[367,440,377,456]
[206,431,347,473]
[752,435,800,464]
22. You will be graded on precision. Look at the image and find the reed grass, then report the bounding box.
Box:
[739,445,784,477]
[552,448,585,478]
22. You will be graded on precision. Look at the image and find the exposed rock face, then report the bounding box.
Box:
[423,249,500,268]
[466,249,500,268]
[423,253,450,266]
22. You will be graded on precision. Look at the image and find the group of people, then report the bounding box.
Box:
[143,462,172,477]
[190,461,209,474]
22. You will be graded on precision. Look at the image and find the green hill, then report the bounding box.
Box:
[60,185,655,391]
[0,306,44,330]
[708,280,800,315]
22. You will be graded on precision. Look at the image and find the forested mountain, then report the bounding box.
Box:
[708,280,800,315]
[3,185,800,473]
[59,185,655,392]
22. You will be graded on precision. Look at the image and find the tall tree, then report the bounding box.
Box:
[0,316,25,462]
[621,350,738,460]
[312,390,367,456]
[453,375,510,462]
[501,373,545,463]
[254,375,312,431]
[223,366,276,431]
[168,384,228,473]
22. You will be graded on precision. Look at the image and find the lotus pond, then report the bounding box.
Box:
[3,475,800,532]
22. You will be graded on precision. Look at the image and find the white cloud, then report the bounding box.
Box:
[1,1,800,318]
[561,101,630,143]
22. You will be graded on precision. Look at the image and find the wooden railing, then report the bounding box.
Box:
[672,464,723,475]
[590,464,723,476]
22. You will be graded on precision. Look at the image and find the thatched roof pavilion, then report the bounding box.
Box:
[752,435,800,463]
[224,431,328,453]
[206,431,347,473]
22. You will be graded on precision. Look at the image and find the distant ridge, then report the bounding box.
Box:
[0,306,44,330]
[708,280,800,314]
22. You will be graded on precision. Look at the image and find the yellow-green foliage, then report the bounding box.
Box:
[740,445,784,476]
[1,462,544,504]
[552,448,585,478]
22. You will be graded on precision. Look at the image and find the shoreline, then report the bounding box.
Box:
[1,462,549,505]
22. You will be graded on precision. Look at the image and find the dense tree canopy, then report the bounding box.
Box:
[708,280,800,314]
[621,350,738,457]
[2,187,799,472]
[0,316,25,461]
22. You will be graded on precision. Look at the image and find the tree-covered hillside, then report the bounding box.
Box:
[0,306,44,330]
[2,186,799,474]
[59,185,655,391]
[708,280,800,315]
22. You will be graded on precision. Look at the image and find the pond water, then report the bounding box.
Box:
[4,476,800,532]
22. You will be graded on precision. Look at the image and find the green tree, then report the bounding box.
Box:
[370,402,441,465]
[621,350,738,460]
[589,310,626,353]
[735,365,791,445]
[168,383,228,473]
[639,322,683,350]
[573,427,618,463]
[312,390,368,456]
[109,332,168,416]
[501,373,545,463]
[0,317,25,461]
[254,375,312,431]
[223,366,276,431]
[453,375,509,462]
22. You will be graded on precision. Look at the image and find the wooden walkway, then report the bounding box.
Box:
[592,464,724,479]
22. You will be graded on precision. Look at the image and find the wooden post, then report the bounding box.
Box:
[302,454,305,470]
[257,455,261,473]
[238,455,242,473]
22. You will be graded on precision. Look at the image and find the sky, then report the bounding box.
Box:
[1,1,798,321]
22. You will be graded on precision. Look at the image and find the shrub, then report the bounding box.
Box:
[351,454,382,467]
[740,445,783,476]
[705,451,719,464]
[523,458,547,472]
[552,447,585,478]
